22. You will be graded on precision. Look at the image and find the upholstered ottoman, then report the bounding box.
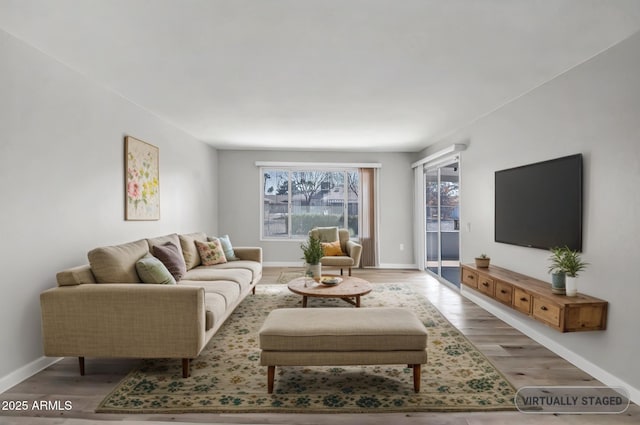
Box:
[258,307,428,393]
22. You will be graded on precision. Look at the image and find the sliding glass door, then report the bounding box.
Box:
[425,161,460,287]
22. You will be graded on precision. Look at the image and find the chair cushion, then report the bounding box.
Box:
[314,227,339,242]
[320,256,355,267]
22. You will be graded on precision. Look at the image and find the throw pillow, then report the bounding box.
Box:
[135,254,176,285]
[321,240,344,256]
[178,232,208,270]
[209,234,238,261]
[152,242,187,281]
[315,226,339,243]
[195,239,227,266]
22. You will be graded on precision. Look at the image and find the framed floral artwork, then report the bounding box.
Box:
[125,136,160,220]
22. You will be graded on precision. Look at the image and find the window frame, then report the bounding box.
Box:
[260,165,362,241]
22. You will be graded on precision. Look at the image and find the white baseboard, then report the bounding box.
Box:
[263,262,420,270]
[263,261,305,267]
[461,288,640,405]
[0,356,61,394]
[377,263,418,269]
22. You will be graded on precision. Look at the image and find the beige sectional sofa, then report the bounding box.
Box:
[40,232,262,378]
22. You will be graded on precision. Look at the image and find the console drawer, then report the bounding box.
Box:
[533,297,561,328]
[513,288,532,314]
[495,280,513,305]
[461,269,478,289]
[477,276,495,297]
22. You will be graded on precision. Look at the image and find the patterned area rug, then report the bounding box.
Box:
[276,270,305,284]
[96,284,516,413]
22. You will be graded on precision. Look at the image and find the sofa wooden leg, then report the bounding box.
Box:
[267,365,275,394]
[252,286,256,295]
[78,357,85,376]
[412,364,421,392]
[182,358,190,378]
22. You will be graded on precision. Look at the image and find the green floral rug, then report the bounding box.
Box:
[96,284,516,413]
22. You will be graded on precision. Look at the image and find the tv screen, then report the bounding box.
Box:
[495,154,583,251]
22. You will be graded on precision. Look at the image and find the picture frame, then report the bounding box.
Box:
[125,136,160,220]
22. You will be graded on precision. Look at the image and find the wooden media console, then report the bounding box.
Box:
[460,264,607,332]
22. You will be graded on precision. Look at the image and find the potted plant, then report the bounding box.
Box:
[474,254,491,268]
[301,235,323,281]
[560,248,588,297]
[548,247,567,295]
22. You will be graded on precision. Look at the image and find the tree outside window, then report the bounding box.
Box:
[262,168,359,239]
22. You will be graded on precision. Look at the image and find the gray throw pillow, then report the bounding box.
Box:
[152,242,187,281]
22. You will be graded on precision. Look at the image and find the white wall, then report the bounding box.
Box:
[418,31,640,398]
[217,150,415,268]
[0,30,218,388]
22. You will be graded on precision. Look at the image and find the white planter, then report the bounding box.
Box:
[565,276,578,297]
[306,263,322,282]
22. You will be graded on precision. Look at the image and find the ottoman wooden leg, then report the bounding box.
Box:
[267,366,275,394]
[412,364,421,392]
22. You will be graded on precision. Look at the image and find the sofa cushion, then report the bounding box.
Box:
[182,266,251,284]
[135,254,176,285]
[179,232,208,270]
[210,234,238,261]
[321,240,344,256]
[152,242,187,281]
[87,239,149,283]
[195,239,227,266]
[181,280,240,310]
[205,260,262,283]
[204,292,227,331]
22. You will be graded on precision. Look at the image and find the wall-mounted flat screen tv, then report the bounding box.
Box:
[495,154,583,251]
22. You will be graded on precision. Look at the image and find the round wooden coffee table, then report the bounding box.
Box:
[287,275,373,308]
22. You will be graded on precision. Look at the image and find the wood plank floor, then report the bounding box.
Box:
[0,268,637,424]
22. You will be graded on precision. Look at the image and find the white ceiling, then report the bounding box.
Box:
[2,0,640,152]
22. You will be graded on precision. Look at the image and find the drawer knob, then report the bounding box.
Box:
[540,306,548,311]
[482,282,489,286]
[500,290,507,294]
[520,297,528,302]
[467,275,475,280]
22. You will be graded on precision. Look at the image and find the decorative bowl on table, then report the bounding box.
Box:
[320,276,342,286]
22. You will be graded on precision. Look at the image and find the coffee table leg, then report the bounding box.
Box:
[355,295,361,307]
[302,296,308,308]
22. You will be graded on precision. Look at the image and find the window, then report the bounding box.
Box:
[262,168,360,239]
